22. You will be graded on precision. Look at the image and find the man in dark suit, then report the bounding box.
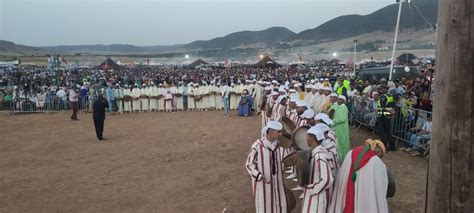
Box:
[93,94,108,143]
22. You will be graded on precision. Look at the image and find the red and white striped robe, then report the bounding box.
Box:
[261,95,274,129]
[270,102,285,122]
[246,138,287,213]
[322,138,339,200]
[301,145,333,213]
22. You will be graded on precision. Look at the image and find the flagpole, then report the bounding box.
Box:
[389,0,404,81]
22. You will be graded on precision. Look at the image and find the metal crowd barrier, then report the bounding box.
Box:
[349,96,378,130]
[391,105,432,154]
[350,96,432,155]
[0,96,95,114]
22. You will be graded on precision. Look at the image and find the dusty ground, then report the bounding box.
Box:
[0,111,427,212]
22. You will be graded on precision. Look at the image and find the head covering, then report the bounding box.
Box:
[289,89,296,93]
[307,125,327,141]
[261,121,283,137]
[310,79,316,84]
[289,97,298,103]
[315,113,333,126]
[301,109,315,119]
[296,100,306,107]
[329,93,338,97]
[271,91,279,96]
[365,139,386,156]
[264,86,272,91]
[324,87,332,91]
[338,95,347,101]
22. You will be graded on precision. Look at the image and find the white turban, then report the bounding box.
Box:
[338,95,347,101]
[329,93,338,97]
[271,91,279,96]
[264,86,272,91]
[307,125,326,141]
[289,97,298,103]
[315,113,333,126]
[261,121,283,137]
[301,109,315,119]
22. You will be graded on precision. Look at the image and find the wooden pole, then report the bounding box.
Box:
[425,0,473,212]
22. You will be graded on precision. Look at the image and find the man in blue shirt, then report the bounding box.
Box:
[105,84,115,113]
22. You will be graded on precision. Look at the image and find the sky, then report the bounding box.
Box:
[0,0,394,46]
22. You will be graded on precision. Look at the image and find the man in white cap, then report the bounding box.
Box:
[114,84,124,114]
[208,82,217,111]
[314,123,339,182]
[301,108,316,126]
[301,125,333,213]
[123,85,132,113]
[303,84,313,107]
[200,82,210,111]
[321,93,338,114]
[245,121,288,213]
[187,83,196,111]
[215,82,223,111]
[170,82,178,111]
[331,95,350,162]
[194,83,203,111]
[308,84,320,110]
[293,100,308,127]
[270,95,287,122]
[140,84,150,112]
[131,84,141,112]
[149,82,158,112]
[230,83,237,110]
[157,84,165,112]
[176,82,185,111]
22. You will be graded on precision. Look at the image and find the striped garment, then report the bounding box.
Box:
[301,145,333,213]
[246,138,288,213]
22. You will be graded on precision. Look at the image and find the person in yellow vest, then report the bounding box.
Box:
[376,84,396,151]
[295,83,304,100]
[337,79,351,96]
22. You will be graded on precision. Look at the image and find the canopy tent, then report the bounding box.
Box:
[188,59,208,68]
[98,58,123,70]
[397,53,418,62]
[255,56,281,68]
[0,60,19,66]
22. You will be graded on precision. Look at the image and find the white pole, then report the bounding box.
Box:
[389,0,403,81]
[353,39,357,76]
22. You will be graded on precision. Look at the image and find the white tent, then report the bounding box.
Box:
[0,60,19,66]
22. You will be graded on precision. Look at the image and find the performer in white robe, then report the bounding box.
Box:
[301,126,334,213]
[123,85,132,113]
[215,83,223,110]
[329,139,389,213]
[201,83,210,111]
[131,84,141,112]
[208,83,217,110]
[114,84,124,114]
[176,83,184,111]
[245,121,288,213]
[230,83,237,110]
[253,83,263,114]
[170,83,178,111]
[270,95,286,122]
[157,84,164,112]
[261,90,276,129]
[149,83,158,112]
[187,83,196,111]
[309,85,320,111]
[303,85,313,107]
[140,84,150,112]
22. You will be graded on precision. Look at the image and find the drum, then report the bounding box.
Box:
[194,95,202,101]
[387,169,396,198]
[292,126,311,151]
[282,151,297,167]
[278,135,292,149]
[281,116,296,139]
[296,151,311,186]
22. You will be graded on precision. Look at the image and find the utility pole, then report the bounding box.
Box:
[388,0,404,81]
[353,39,357,76]
[425,0,473,212]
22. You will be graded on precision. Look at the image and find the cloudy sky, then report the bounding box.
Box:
[0,0,394,46]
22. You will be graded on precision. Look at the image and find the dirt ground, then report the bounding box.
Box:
[0,111,427,213]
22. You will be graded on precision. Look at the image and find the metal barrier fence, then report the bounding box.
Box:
[350,96,432,154]
[0,97,94,114]
[391,105,432,153]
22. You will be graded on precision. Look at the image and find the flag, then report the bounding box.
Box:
[62,57,68,65]
[147,58,150,65]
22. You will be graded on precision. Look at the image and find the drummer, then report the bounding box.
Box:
[301,108,316,127]
[245,121,289,213]
[301,126,333,213]
[329,139,389,213]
